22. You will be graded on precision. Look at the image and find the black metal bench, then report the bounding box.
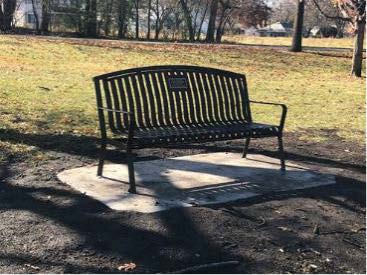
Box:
[93,65,287,193]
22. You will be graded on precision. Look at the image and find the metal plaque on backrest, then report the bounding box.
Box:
[167,75,189,92]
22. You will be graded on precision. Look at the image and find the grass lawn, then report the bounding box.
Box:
[0,35,365,160]
[223,35,355,49]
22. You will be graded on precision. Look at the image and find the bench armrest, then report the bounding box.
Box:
[249,100,287,131]
[97,107,135,144]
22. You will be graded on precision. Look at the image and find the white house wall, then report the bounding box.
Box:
[15,0,42,28]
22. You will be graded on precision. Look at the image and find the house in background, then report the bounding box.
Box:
[14,0,41,28]
[310,25,338,38]
[14,0,72,29]
[257,22,293,37]
[241,26,260,36]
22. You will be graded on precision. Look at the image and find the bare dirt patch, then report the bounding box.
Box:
[0,131,365,273]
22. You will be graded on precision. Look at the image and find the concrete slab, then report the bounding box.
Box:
[57,153,335,213]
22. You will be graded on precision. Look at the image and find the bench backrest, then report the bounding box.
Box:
[94,65,252,132]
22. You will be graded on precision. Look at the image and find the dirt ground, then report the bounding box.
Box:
[0,131,365,274]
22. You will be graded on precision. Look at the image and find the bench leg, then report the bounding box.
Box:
[242,137,251,158]
[277,135,286,172]
[97,140,106,177]
[126,146,136,194]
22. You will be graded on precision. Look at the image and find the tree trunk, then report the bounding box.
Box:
[153,0,158,39]
[2,0,17,31]
[85,0,97,37]
[154,0,159,39]
[351,19,365,77]
[0,3,5,31]
[196,0,209,41]
[155,19,164,40]
[0,7,4,31]
[290,0,304,52]
[41,0,51,33]
[104,0,113,36]
[135,0,139,39]
[217,15,230,43]
[147,0,152,39]
[215,4,227,43]
[335,20,345,38]
[206,0,219,42]
[179,0,194,41]
[155,25,162,40]
[118,0,128,38]
[216,20,227,42]
[75,0,83,34]
[31,0,40,33]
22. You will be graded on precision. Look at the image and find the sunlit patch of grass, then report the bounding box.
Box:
[223,35,355,49]
[0,35,365,158]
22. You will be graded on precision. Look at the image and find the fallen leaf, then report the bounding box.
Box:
[38,86,51,91]
[24,264,40,270]
[309,264,318,270]
[278,226,291,231]
[118,262,137,272]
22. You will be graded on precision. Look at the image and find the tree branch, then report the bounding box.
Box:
[311,0,352,22]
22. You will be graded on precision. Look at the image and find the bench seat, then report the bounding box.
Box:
[114,122,280,146]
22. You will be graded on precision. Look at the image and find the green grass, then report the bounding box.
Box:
[223,35,355,49]
[0,35,365,159]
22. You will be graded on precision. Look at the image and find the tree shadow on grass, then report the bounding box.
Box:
[304,49,366,60]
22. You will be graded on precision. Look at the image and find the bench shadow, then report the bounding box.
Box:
[90,156,363,215]
[167,143,366,172]
[0,128,364,171]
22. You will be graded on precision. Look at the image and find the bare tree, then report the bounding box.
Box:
[195,0,210,40]
[179,0,195,41]
[304,0,346,37]
[103,0,114,36]
[41,0,51,33]
[270,0,295,24]
[206,0,219,42]
[30,0,40,32]
[215,0,231,42]
[313,0,366,77]
[118,0,130,38]
[85,0,97,37]
[214,0,251,42]
[171,2,184,40]
[244,0,271,27]
[147,0,152,39]
[133,0,139,39]
[153,0,173,40]
[336,0,365,77]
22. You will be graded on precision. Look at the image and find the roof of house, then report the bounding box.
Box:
[258,22,293,33]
